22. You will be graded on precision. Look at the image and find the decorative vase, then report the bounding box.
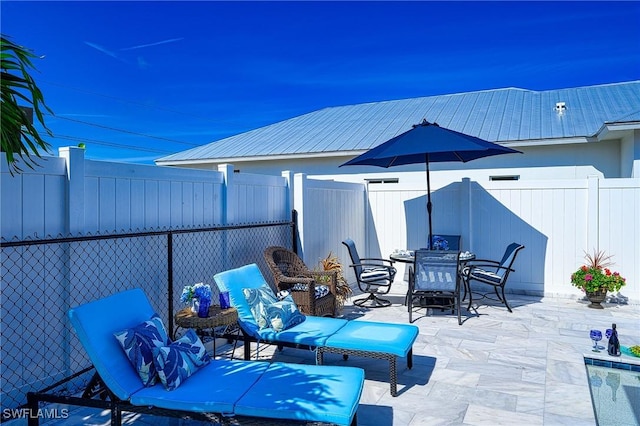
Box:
[586,289,606,309]
[197,298,211,318]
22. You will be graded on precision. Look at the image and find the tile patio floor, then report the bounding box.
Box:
[23,281,640,426]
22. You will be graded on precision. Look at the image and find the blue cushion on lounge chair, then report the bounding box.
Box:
[324,320,418,358]
[68,289,155,400]
[234,362,364,425]
[215,264,271,337]
[256,315,348,347]
[131,360,271,414]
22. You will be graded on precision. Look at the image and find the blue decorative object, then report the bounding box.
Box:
[590,329,603,352]
[153,329,210,390]
[197,297,211,318]
[432,236,449,250]
[219,291,231,309]
[181,282,213,317]
[114,313,171,386]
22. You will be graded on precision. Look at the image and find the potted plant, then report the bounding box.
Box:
[317,252,352,312]
[570,250,626,309]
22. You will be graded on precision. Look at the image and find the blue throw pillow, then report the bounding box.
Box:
[114,313,171,386]
[243,285,278,330]
[153,329,210,391]
[266,297,306,332]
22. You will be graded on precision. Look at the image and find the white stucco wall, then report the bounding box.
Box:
[172,138,628,179]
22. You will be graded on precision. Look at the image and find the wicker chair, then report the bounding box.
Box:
[263,246,337,317]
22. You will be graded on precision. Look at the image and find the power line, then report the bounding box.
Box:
[49,115,201,147]
[54,134,174,154]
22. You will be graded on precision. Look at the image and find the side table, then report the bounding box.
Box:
[174,306,239,359]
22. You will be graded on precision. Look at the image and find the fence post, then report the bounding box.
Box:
[59,147,85,235]
[293,173,306,257]
[58,147,86,381]
[587,175,600,251]
[460,178,472,251]
[217,164,235,225]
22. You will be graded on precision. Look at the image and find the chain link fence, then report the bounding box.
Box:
[0,221,294,413]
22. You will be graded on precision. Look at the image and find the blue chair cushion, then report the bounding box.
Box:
[324,320,419,358]
[153,329,210,390]
[234,362,364,425]
[214,264,272,338]
[255,315,347,347]
[470,268,503,284]
[68,289,157,400]
[114,313,172,386]
[131,360,271,415]
[360,267,392,280]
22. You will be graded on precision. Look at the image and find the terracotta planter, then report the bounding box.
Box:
[586,289,607,309]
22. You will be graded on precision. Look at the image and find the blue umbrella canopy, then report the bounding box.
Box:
[340,119,522,247]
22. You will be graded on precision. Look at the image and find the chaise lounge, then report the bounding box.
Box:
[48,288,364,426]
[214,263,419,397]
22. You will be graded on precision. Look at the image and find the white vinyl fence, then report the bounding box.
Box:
[365,176,640,302]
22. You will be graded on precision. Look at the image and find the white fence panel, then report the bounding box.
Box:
[1,155,67,239]
[294,175,366,283]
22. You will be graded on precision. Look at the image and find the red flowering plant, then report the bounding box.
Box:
[570,250,626,293]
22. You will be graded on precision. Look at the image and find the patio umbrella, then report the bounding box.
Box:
[340,119,522,248]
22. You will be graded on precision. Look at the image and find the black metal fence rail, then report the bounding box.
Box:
[0,220,295,414]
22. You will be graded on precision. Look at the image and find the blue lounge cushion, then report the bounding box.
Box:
[324,320,419,358]
[131,360,271,414]
[234,362,364,425]
[255,315,347,347]
[68,289,157,400]
[114,313,172,386]
[153,329,210,390]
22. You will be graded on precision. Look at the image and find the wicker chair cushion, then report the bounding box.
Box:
[114,313,171,387]
[292,283,330,299]
[153,329,210,391]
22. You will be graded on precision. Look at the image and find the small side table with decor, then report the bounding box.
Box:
[174,306,239,359]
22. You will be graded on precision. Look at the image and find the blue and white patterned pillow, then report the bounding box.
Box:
[243,285,305,331]
[242,285,278,330]
[114,313,171,386]
[265,296,306,332]
[291,283,330,299]
[152,329,210,391]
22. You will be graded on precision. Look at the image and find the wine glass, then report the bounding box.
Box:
[590,329,603,352]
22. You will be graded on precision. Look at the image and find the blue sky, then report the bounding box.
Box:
[3,1,639,164]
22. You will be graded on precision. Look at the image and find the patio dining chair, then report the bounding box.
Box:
[342,238,396,308]
[462,243,525,312]
[408,249,462,324]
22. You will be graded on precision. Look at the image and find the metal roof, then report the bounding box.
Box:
[157,81,640,164]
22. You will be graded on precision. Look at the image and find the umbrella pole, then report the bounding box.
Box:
[426,153,433,249]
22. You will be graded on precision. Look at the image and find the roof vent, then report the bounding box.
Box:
[555,102,566,114]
